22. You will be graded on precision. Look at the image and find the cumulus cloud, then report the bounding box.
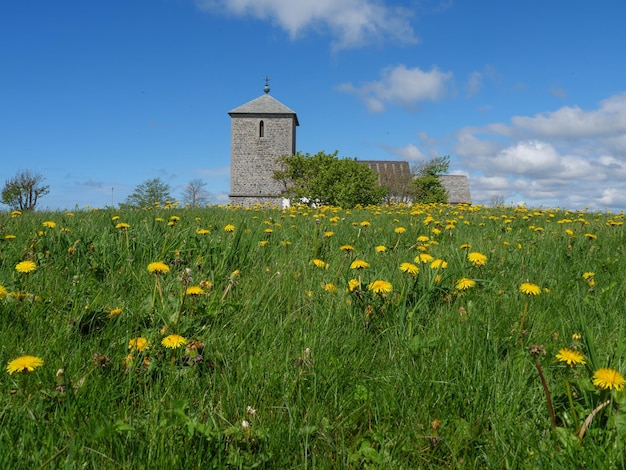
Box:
[455,92,626,210]
[383,143,428,162]
[511,92,626,138]
[196,0,417,49]
[337,65,452,112]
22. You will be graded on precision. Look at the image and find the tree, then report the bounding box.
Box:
[1,170,50,211]
[411,156,450,204]
[123,178,172,208]
[182,179,211,207]
[274,150,388,208]
[378,165,414,204]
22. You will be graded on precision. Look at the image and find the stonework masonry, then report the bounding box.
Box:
[228,93,298,207]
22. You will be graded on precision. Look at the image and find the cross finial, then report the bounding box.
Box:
[263,76,270,94]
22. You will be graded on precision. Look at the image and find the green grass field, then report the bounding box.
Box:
[1,203,626,468]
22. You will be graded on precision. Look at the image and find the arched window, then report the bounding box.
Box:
[259,120,264,138]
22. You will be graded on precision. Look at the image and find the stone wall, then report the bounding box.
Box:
[229,113,296,204]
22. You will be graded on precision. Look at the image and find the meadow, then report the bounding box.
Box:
[1,202,626,468]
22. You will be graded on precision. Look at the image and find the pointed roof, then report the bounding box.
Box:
[228,94,299,126]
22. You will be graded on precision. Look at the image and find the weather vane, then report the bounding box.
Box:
[264,76,270,94]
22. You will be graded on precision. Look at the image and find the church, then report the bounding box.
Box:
[228,82,470,207]
[228,80,298,207]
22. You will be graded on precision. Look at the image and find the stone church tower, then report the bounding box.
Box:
[228,81,299,207]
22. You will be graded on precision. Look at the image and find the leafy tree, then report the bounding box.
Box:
[1,170,50,211]
[411,156,450,204]
[274,151,387,208]
[123,178,172,208]
[182,179,211,207]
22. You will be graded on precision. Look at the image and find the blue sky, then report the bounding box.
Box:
[2,0,626,211]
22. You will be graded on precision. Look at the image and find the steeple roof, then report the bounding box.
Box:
[228,94,299,126]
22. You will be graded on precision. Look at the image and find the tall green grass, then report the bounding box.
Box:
[0,204,625,468]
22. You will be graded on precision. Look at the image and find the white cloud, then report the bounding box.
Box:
[338,65,452,112]
[511,92,626,138]
[383,143,427,162]
[196,0,417,49]
[491,140,562,177]
[454,92,626,210]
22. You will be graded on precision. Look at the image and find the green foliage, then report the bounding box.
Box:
[411,156,450,203]
[274,150,388,208]
[1,204,626,467]
[122,177,173,208]
[1,170,50,211]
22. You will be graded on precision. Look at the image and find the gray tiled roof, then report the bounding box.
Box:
[228,94,299,125]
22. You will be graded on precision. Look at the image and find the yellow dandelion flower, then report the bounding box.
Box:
[0,285,7,300]
[467,252,488,267]
[456,278,476,290]
[147,261,170,274]
[459,243,472,250]
[11,210,22,217]
[161,334,187,349]
[350,259,370,269]
[128,337,150,352]
[368,280,393,294]
[199,280,213,290]
[115,222,130,230]
[15,260,37,273]
[323,283,338,293]
[6,355,44,375]
[111,216,120,221]
[224,224,236,232]
[42,221,56,229]
[395,226,406,234]
[264,228,273,234]
[415,253,434,264]
[585,233,597,240]
[196,228,210,235]
[555,348,586,366]
[186,286,205,296]
[399,262,419,276]
[312,259,329,269]
[519,282,541,295]
[417,235,430,243]
[360,221,371,227]
[340,244,355,252]
[430,259,448,269]
[347,279,361,292]
[592,368,625,391]
[4,234,16,240]
[258,240,269,246]
[155,217,164,222]
[107,307,123,318]
[323,231,334,237]
[431,228,441,235]
[375,245,387,253]
[582,272,595,280]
